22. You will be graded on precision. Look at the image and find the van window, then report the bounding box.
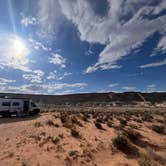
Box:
[31,102,36,107]
[2,102,10,106]
[12,102,20,106]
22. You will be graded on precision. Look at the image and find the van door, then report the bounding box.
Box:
[23,101,29,112]
[11,101,21,113]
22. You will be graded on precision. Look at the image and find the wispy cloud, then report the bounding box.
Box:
[108,83,118,88]
[147,84,156,92]
[56,0,166,73]
[139,59,166,68]
[0,77,16,85]
[21,16,38,27]
[122,86,136,91]
[28,37,51,52]
[47,71,72,80]
[0,82,87,94]
[23,70,44,83]
[48,53,66,68]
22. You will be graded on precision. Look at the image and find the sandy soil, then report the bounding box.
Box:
[0,109,166,166]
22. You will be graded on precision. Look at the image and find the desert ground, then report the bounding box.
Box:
[0,106,166,166]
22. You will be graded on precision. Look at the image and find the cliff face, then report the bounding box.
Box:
[0,92,166,105]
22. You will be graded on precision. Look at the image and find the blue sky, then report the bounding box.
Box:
[0,0,166,94]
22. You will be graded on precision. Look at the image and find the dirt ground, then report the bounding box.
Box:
[0,109,166,166]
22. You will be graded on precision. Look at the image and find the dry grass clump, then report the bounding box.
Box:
[142,113,153,122]
[152,125,165,134]
[112,135,128,151]
[60,113,67,123]
[51,137,60,145]
[139,148,166,166]
[46,120,54,126]
[124,128,141,142]
[107,121,112,128]
[68,150,79,157]
[71,128,80,138]
[112,135,139,156]
[71,116,83,127]
[34,121,42,128]
[94,121,103,130]
[45,119,59,127]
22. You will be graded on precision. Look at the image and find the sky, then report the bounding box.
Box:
[0,0,166,95]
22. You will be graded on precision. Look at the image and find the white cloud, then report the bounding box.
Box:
[139,59,166,68]
[0,82,87,94]
[0,77,16,85]
[108,83,118,88]
[47,71,72,80]
[28,37,51,51]
[47,70,57,80]
[23,70,44,83]
[156,36,166,53]
[56,0,166,73]
[21,16,38,27]
[128,72,143,77]
[147,84,156,92]
[122,86,136,91]
[37,0,65,41]
[0,34,31,72]
[48,53,66,68]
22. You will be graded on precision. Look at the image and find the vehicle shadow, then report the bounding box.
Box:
[0,114,41,124]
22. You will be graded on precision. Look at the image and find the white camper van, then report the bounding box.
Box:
[0,97,40,117]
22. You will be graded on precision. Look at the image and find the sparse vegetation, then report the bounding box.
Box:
[51,137,60,145]
[94,121,103,130]
[71,128,80,138]
[34,121,42,127]
[107,121,112,128]
[152,125,165,134]
[112,135,128,151]
[124,128,141,141]
[46,120,54,126]
[119,119,127,126]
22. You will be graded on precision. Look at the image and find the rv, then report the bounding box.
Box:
[0,97,40,117]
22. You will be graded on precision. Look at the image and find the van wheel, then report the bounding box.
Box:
[2,113,11,118]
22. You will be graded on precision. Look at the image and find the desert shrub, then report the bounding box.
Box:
[92,112,99,119]
[82,115,88,122]
[107,121,112,128]
[72,116,83,127]
[60,114,67,123]
[58,134,64,139]
[71,128,80,138]
[51,137,60,145]
[119,119,127,126]
[112,135,128,151]
[94,121,103,130]
[142,114,153,122]
[96,118,103,123]
[152,125,165,134]
[34,121,42,127]
[68,150,79,157]
[124,129,141,141]
[83,113,90,119]
[46,120,54,126]
[54,123,60,127]
[156,119,164,123]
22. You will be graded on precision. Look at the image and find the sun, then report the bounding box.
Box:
[11,36,29,59]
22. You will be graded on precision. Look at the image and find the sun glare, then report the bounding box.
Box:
[12,36,29,59]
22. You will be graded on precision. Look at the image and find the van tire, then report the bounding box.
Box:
[2,112,11,118]
[29,109,40,116]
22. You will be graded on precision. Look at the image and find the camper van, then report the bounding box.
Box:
[0,97,40,117]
